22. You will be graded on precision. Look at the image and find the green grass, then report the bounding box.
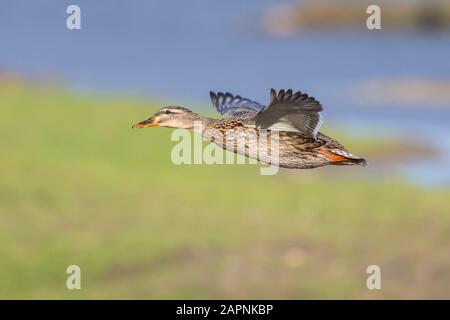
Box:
[0,84,449,299]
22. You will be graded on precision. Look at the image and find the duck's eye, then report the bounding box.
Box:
[164,110,171,114]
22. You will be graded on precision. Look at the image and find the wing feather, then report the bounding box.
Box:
[254,88,324,139]
[210,91,264,117]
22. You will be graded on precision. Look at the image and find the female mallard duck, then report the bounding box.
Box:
[132,89,367,169]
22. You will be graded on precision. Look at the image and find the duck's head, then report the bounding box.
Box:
[132,106,198,129]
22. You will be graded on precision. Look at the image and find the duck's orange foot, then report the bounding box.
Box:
[318,147,367,166]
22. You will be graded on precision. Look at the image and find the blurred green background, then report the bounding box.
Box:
[1,0,450,299]
[1,83,449,299]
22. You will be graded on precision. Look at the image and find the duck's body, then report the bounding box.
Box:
[198,116,366,169]
[133,89,367,169]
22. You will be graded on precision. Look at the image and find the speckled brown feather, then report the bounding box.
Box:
[201,117,367,169]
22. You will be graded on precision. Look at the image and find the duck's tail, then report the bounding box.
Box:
[342,157,368,167]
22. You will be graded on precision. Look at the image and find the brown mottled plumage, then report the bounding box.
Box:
[132,89,367,169]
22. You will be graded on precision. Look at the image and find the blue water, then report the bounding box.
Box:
[1,0,449,185]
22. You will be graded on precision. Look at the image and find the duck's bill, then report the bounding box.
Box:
[132,117,158,128]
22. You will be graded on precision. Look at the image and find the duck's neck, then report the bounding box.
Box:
[191,115,216,134]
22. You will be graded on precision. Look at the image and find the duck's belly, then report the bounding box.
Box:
[205,128,329,169]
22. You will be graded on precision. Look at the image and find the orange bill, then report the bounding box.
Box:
[132,117,158,128]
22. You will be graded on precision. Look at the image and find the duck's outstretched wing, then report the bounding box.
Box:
[210,91,264,117]
[252,89,324,139]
